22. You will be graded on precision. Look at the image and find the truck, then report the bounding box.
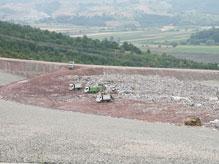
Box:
[69,83,82,91]
[84,84,105,94]
[68,61,74,70]
[96,93,113,103]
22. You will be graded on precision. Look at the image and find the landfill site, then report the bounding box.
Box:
[0,57,219,163]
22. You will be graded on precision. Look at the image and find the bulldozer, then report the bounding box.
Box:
[84,84,105,94]
[69,83,82,91]
[96,93,113,103]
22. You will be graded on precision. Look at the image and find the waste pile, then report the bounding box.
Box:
[69,73,219,110]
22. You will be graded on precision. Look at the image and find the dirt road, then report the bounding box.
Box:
[0,71,25,86]
[0,99,219,163]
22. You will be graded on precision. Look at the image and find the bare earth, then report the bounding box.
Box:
[0,99,219,163]
[0,71,25,86]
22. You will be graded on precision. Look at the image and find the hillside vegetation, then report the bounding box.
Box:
[0,21,218,69]
[188,28,219,45]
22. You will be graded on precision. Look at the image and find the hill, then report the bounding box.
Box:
[0,21,218,69]
[1,0,219,27]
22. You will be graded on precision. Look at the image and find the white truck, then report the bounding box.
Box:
[69,83,82,91]
[68,61,74,70]
[96,93,113,103]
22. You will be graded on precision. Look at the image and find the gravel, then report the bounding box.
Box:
[0,71,25,86]
[0,99,219,163]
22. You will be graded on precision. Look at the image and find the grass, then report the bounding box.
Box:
[147,45,219,64]
[171,45,219,55]
[88,29,193,45]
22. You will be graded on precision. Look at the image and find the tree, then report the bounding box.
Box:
[171,42,178,48]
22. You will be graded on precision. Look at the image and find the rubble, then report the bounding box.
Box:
[69,73,219,110]
[184,116,202,126]
[209,119,219,129]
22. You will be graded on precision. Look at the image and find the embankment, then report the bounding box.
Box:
[0,57,219,80]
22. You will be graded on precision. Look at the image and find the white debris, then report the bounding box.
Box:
[194,103,202,107]
[69,73,219,109]
[209,119,219,129]
[209,97,219,101]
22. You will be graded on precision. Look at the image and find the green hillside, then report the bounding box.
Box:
[0,21,218,69]
[188,28,219,45]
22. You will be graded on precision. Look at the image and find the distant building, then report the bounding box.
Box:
[160,25,175,32]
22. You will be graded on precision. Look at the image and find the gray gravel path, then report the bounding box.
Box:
[0,71,25,85]
[0,99,219,163]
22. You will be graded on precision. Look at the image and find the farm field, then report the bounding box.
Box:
[170,46,219,63]
[35,24,193,45]
[87,29,193,45]
[171,45,219,54]
[149,45,219,64]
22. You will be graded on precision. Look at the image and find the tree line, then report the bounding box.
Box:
[188,28,219,45]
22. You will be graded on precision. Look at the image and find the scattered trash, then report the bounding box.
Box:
[66,74,219,109]
[209,97,219,101]
[194,103,202,107]
[209,119,219,129]
[171,96,193,106]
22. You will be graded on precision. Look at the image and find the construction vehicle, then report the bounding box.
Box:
[96,93,113,103]
[68,61,74,70]
[84,84,105,94]
[69,83,82,91]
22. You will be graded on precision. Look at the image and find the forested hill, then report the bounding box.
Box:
[1,0,219,27]
[0,21,218,70]
[188,28,219,45]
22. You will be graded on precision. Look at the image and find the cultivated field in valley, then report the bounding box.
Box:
[87,29,192,45]
[144,45,219,64]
